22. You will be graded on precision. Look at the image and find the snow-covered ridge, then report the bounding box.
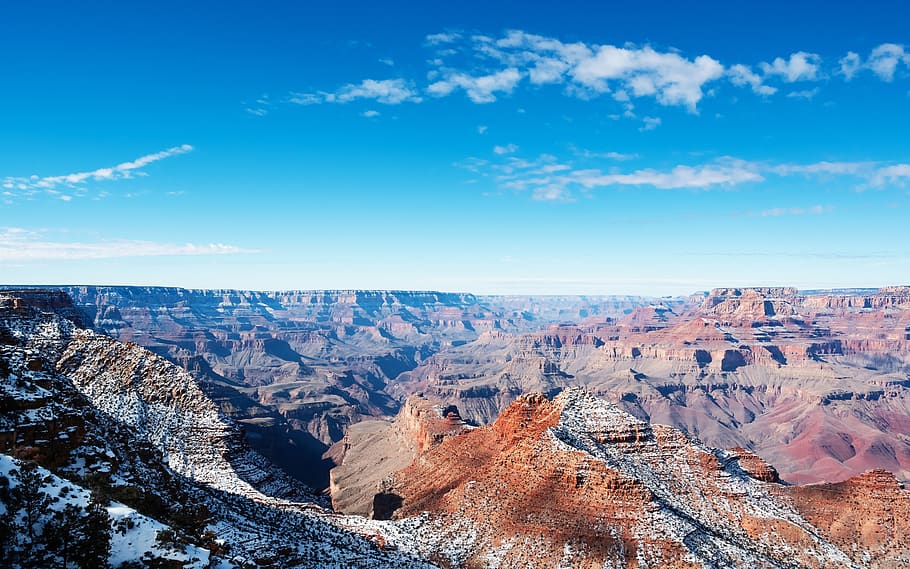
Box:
[1,290,445,567]
[548,387,856,568]
[57,328,315,503]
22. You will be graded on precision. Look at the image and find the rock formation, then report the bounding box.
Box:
[0,290,441,566]
[394,286,910,484]
[328,395,471,516]
[28,285,659,489]
[374,389,907,568]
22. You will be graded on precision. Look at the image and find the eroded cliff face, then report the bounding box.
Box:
[372,389,905,568]
[6,289,908,568]
[393,286,910,484]
[328,395,471,516]
[0,290,443,567]
[788,470,910,568]
[50,286,658,449]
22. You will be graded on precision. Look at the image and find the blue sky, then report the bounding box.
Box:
[1,1,909,295]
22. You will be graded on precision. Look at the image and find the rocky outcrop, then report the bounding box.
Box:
[394,285,910,485]
[789,469,910,568]
[328,395,470,516]
[378,389,878,568]
[0,290,446,567]
[702,287,801,320]
[726,447,780,482]
[26,285,660,493]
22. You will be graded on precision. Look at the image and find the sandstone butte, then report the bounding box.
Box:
[333,389,910,568]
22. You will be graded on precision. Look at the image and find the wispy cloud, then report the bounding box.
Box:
[753,204,834,217]
[2,145,193,201]
[244,94,271,116]
[574,149,639,161]
[425,31,463,46]
[493,143,519,155]
[639,116,662,131]
[869,164,910,187]
[728,64,777,95]
[483,155,763,201]
[0,228,259,261]
[290,79,421,105]
[466,150,910,201]
[786,87,820,100]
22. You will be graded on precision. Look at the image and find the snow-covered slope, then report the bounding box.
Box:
[1,453,214,568]
[57,327,316,503]
[0,290,441,567]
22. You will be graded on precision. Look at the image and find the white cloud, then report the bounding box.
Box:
[427,30,727,111]
[576,149,638,161]
[866,43,908,81]
[288,92,323,105]
[836,44,909,81]
[243,95,271,116]
[0,228,258,261]
[489,155,764,199]
[602,152,637,161]
[639,116,662,131]
[771,161,873,176]
[477,125,488,134]
[728,64,777,95]
[756,204,833,217]
[571,45,724,111]
[839,52,862,80]
[290,79,421,106]
[2,145,193,199]
[572,161,763,190]
[760,52,822,82]
[473,151,910,201]
[426,32,462,45]
[280,32,910,116]
[361,109,380,118]
[493,143,519,155]
[378,57,395,66]
[870,164,910,186]
[786,87,820,100]
[427,68,522,103]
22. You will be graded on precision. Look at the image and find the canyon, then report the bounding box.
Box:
[2,286,910,567]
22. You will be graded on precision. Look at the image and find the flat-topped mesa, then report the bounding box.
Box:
[705,286,800,300]
[800,286,910,311]
[878,285,910,295]
[701,287,800,319]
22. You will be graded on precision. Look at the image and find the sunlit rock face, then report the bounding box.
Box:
[393,286,910,485]
[377,389,907,568]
